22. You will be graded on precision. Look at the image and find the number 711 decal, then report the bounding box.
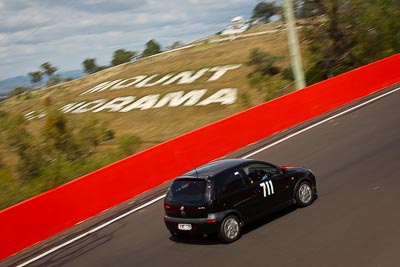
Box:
[260,181,274,197]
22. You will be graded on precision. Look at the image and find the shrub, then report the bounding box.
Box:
[247,48,280,76]
[43,96,52,107]
[248,72,263,85]
[117,134,142,156]
[102,129,115,141]
[240,92,250,107]
[282,68,294,81]
[10,87,30,97]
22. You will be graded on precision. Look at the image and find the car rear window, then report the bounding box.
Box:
[167,179,207,203]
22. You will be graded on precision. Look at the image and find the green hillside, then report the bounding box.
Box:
[0,22,303,209]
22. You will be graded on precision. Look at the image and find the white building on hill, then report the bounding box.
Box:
[221,16,250,35]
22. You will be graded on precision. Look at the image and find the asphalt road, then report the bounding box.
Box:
[10,86,400,267]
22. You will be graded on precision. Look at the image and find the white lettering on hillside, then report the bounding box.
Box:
[79,64,242,95]
[71,99,107,114]
[119,95,160,111]
[60,102,84,113]
[162,68,210,85]
[93,96,136,112]
[135,74,174,88]
[207,65,242,81]
[82,80,123,95]
[197,88,237,105]
[153,89,207,108]
[111,76,147,89]
[62,88,237,114]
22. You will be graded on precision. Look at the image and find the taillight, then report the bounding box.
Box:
[164,203,180,211]
[207,214,217,223]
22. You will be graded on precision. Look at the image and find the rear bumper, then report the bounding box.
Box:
[164,215,221,235]
[165,220,221,236]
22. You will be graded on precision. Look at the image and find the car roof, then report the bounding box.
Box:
[180,158,254,179]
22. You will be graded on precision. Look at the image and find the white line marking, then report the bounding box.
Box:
[243,86,400,159]
[17,85,399,266]
[16,194,166,267]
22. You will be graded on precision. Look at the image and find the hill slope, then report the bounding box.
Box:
[2,23,298,146]
[0,23,304,208]
[0,70,85,95]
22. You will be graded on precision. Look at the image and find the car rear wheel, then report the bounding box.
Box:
[295,181,314,207]
[218,215,241,243]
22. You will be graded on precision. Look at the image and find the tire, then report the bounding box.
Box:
[295,180,314,207]
[218,215,241,243]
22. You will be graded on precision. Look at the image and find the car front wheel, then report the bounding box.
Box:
[218,215,241,243]
[295,181,314,207]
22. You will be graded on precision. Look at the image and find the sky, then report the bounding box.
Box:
[0,0,262,80]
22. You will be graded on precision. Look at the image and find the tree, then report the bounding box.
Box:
[251,1,280,22]
[28,62,58,87]
[17,140,47,181]
[295,0,325,18]
[47,74,63,86]
[2,114,28,150]
[77,118,103,155]
[40,62,58,77]
[304,0,400,84]
[247,48,280,76]
[2,114,45,181]
[10,87,29,97]
[142,39,162,58]
[168,41,181,50]
[111,49,136,66]
[28,71,43,85]
[42,110,79,160]
[82,58,99,74]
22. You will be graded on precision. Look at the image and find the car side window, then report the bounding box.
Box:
[243,163,280,184]
[260,163,280,176]
[221,170,246,194]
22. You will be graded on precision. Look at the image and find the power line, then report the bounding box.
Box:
[0,1,79,62]
[0,1,79,87]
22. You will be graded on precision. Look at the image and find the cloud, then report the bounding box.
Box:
[0,0,259,80]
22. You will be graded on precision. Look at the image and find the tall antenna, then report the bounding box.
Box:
[194,167,199,179]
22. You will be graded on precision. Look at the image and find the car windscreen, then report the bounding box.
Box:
[167,179,207,203]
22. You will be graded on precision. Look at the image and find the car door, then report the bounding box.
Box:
[245,163,292,214]
[217,168,265,222]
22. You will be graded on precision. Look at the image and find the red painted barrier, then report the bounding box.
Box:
[1,54,399,260]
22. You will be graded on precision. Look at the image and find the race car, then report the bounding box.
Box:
[164,158,317,242]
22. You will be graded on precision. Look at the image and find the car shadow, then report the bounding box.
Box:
[168,205,299,245]
[169,234,221,245]
[241,205,297,235]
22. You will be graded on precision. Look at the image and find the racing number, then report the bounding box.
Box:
[260,181,274,197]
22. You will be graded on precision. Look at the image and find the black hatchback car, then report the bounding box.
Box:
[164,159,317,243]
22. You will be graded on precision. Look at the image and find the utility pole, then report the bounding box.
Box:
[283,0,306,89]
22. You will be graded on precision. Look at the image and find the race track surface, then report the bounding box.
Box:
[10,86,400,267]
